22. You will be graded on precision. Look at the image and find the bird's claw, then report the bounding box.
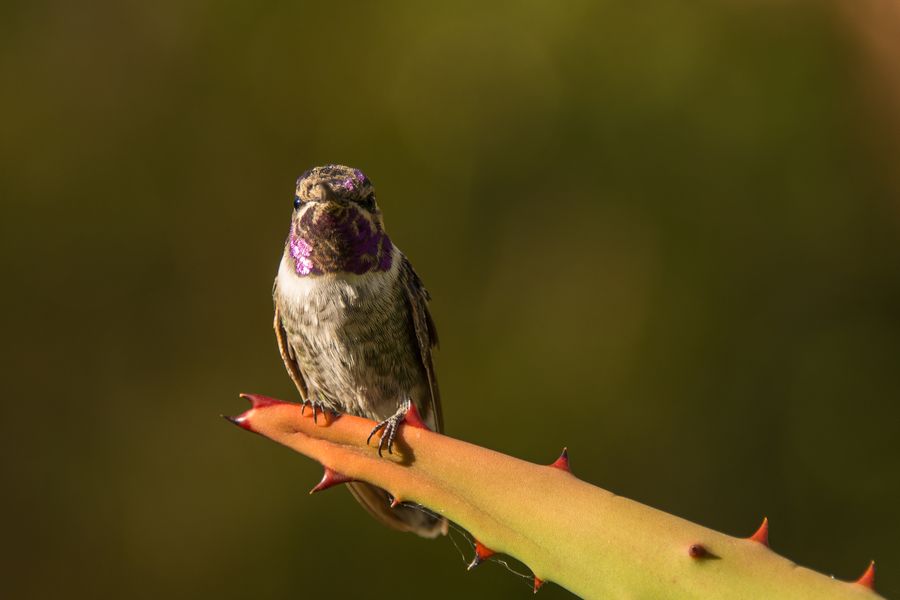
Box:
[300,399,332,424]
[367,400,411,457]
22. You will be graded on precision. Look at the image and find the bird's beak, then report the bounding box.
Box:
[316,183,342,205]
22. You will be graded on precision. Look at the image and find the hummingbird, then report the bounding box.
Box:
[272,164,447,538]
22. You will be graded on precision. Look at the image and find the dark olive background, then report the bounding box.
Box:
[2,1,899,598]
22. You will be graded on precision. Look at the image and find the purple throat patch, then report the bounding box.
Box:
[288,207,393,276]
[288,235,315,276]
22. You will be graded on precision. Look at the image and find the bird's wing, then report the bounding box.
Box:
[400,255,443,433]
[273,280,308,401]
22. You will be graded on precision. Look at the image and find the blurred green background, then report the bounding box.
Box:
[2,1,899,598]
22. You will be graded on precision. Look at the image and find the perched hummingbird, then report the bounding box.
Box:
[273,164,447,538]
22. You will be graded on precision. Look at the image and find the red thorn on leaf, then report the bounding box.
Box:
[550,447,571,472]
[855,560,876,590]
[467,540,496,570]
[403,402,429,430]
[689,544,709,559]
[309,467,354,494]
[475,540,495,560]
[222,414,252,431]
[533,577,544,593]
[749,517,769,546]
[240,393,288,410]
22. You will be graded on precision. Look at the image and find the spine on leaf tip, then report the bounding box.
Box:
[240,392,287,409]
[466,540,496,571]
[748,517,769,547]
[688,544,716,559]
[855,561,876,590]
[310,467,354,494]
[549,447,571,473]
[403,402,429,430]
[467,540,496,571]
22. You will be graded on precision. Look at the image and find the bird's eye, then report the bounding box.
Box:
[293,197,302,209]
[359,193,376,211]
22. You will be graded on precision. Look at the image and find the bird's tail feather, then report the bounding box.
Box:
[346,481,448,539]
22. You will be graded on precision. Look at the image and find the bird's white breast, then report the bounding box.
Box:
[276,249,402,316]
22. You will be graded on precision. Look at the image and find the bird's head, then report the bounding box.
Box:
[285,165,393,276]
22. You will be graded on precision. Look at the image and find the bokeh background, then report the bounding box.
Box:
[2,1,899,598]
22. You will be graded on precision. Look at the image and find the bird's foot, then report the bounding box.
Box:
[366,400,411,457]
[300,398,333,424]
